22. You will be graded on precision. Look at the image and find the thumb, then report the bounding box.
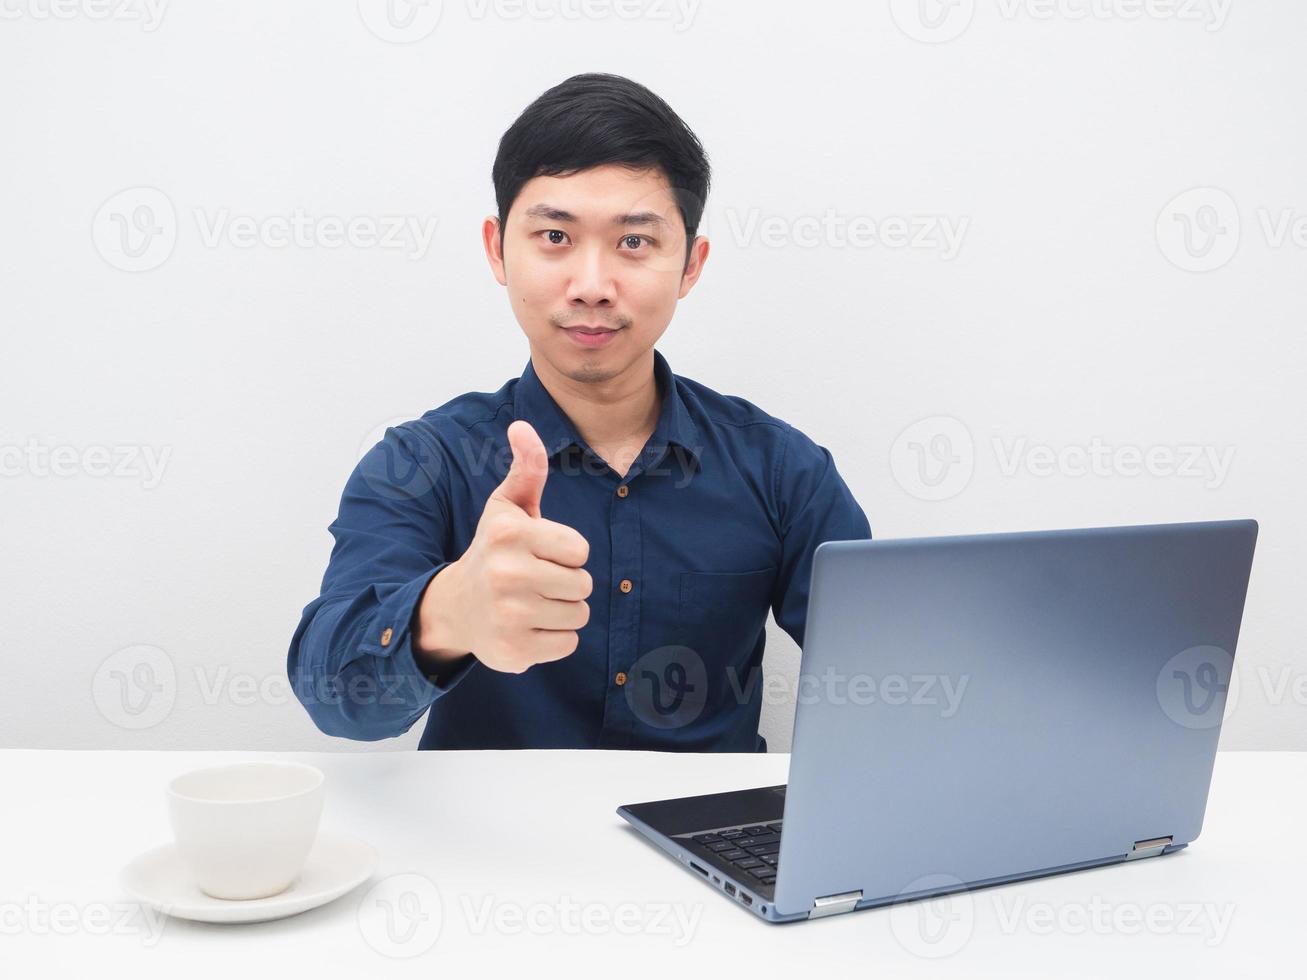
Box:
[490,420,549,519]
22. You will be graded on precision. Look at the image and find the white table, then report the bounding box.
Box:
[0,749,1299,976]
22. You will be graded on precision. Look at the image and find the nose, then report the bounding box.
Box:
[565,240,616,309]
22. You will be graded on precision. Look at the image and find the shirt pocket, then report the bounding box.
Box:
[676,566,778,668]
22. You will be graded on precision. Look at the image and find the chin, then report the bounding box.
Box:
[566,363,621,384]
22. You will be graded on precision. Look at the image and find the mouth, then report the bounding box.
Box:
[561,324,623,350]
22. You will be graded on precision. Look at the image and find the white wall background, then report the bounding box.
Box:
[1,0,1302,752]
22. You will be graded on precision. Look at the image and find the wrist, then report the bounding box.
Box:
[413,561,472,663]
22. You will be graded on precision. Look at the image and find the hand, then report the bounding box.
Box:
[415,420,592,674]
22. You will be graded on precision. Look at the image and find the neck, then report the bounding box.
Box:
[530,347,662,464]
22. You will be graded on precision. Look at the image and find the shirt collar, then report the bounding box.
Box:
[512,348,701,472]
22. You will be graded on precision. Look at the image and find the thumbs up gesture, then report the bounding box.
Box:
[414,420,593,675]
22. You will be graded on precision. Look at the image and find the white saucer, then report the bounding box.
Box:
[119,832,378,924]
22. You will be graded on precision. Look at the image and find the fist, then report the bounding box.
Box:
[417,420,593,674]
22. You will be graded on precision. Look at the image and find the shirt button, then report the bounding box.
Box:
[380,627,393,647]
[619,578,633,594]
[616,485,629,498]
[614,671,627,686]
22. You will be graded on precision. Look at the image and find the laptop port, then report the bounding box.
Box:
[689,862,708,877]
[724,882,736,897]
[740,892,753,907]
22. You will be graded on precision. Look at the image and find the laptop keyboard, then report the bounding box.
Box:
[688,822,781,888]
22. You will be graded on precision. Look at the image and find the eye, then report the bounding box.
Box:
[620,234,653,251]
[541,229,569,246]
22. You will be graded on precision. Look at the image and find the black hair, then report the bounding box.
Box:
[492,73,711,272]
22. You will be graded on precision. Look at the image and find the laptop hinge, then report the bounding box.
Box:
[809,890,862,918]
[1125,835,1173,860]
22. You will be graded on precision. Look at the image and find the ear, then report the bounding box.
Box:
[483,215,507,286]
[677,234,711,299]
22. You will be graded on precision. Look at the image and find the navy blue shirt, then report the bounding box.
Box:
[287,349,872,751]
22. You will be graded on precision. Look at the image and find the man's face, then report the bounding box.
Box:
[484,163,708,385]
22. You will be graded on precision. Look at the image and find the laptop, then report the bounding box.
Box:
[617,519,1258,923]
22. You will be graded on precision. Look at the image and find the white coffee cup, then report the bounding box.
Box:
[167,761,325,900]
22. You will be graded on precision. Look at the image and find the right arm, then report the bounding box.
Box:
[287,424,477,741]
[286,419,593,741]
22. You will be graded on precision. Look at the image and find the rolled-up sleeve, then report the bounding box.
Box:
[287,424,477,741]
[770,423,873,649]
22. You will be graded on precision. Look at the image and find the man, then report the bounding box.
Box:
[287,73,871,751]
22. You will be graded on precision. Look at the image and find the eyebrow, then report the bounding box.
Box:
[522,203,668,230]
